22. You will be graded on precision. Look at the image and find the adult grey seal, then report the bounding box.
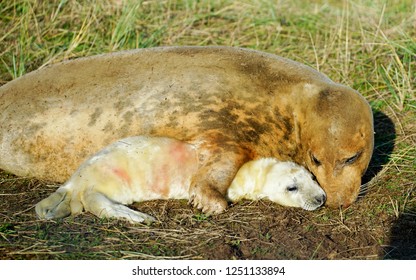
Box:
[0,46,374,212]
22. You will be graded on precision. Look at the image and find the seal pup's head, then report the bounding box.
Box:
[261,160,326,211]
[228,158,326,211]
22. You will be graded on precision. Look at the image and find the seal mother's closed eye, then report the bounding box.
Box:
[0,46,374,212]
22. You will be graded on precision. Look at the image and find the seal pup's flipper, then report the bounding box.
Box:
[35,187,72,219]
[82,191,156,224]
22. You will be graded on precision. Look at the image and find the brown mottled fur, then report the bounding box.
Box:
[0,46,374,211]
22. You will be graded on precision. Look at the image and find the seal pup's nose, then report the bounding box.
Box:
[315,193,326,206]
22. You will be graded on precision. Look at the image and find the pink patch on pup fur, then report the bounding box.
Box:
[169,142,193,163]
[111,167,132,186]
[152,164,170,197]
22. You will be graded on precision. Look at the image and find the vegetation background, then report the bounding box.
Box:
[0,0,414,259]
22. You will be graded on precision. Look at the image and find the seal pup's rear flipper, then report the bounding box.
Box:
[82,191,156,224]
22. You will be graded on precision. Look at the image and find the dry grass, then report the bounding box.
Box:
[0,0,415,259]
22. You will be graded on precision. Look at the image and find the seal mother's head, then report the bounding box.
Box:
[295,83,374,208]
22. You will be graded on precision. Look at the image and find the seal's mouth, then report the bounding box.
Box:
[302,193,326,211]
[302,202,321,211]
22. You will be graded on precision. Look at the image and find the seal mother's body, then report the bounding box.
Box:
[0,46,374,212]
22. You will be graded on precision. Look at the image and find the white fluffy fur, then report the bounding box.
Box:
[36,136,325,223]
[227,158,326,211]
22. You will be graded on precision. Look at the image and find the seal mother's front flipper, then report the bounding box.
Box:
[189,143,251,214]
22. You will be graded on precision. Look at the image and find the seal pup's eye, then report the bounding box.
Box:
[287,185,298,192]
[345,152,362,165]
[311,154,321,166]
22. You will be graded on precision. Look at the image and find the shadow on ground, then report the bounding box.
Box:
[361,110,415,259]
[362,110,396,185]
[384,206,416,259]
